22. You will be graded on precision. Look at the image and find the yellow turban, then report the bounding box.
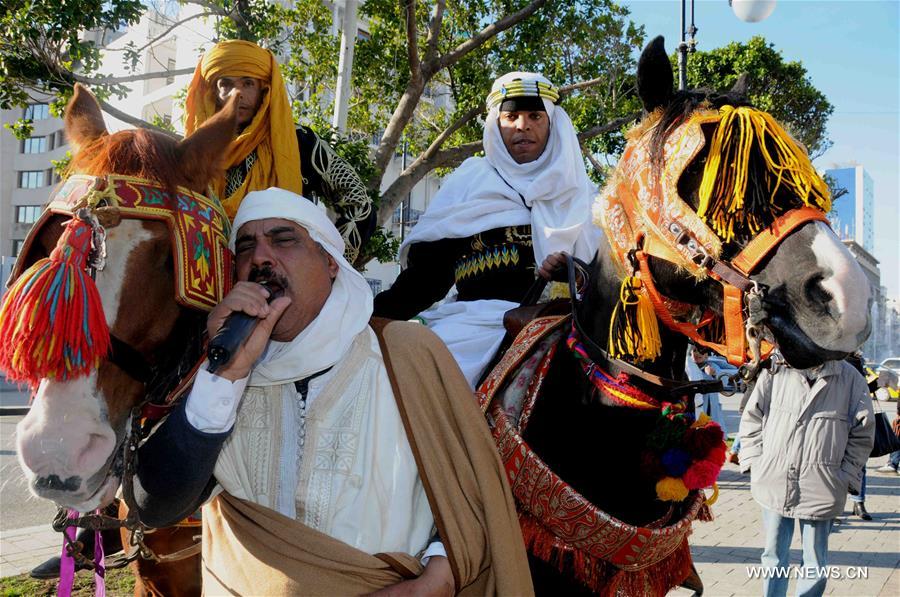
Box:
[184,40,302,219]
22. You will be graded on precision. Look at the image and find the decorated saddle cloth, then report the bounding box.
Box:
[201,320,533,596]
[478,315,710,596]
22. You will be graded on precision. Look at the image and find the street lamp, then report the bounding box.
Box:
[678,0,777,91]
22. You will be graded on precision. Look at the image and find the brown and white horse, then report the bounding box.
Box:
[5,84,238,595]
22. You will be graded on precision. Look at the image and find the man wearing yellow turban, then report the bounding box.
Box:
[185,40,373,262]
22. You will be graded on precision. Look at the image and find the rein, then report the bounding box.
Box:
[563,254,742,398]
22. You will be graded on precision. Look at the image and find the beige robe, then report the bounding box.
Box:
[201,319,533,596]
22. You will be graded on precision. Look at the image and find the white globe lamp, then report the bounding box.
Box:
[731,0,777,23]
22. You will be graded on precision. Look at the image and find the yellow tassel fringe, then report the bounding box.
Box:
[608,276,662,362]
[697,105,832,241]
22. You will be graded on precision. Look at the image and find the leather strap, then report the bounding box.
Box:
[731,207,828,275]
[109,335,154,384]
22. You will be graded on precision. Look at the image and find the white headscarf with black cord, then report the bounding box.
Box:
[230,188,373,385]
[400,71,598,266]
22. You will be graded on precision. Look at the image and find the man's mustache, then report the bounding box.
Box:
[248,266,289,291]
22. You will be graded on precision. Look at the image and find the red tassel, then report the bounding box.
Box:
[519,513,694,595]
[0,218,109,387]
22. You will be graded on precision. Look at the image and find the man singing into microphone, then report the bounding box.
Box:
[131,188,532,595]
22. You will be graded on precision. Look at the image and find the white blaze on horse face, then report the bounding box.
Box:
[809,221,872,351]
[16,221,153,504]
[97,221,154,325]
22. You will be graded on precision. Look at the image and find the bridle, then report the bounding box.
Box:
[10,173,233,567]
[633,206,829,378]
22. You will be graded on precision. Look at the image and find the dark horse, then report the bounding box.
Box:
[5,84,239,596]
[480,37,871,595]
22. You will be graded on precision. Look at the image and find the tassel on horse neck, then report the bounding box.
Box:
[0,217,110,387]
[608,275,661,362]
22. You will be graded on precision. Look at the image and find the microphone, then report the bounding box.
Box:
[207,285,283,375]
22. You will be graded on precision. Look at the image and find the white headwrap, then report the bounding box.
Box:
[230,188,373,385]
[400,72,598,265]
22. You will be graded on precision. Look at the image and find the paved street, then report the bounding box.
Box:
[668,393,900,597]
[1,395,898,594]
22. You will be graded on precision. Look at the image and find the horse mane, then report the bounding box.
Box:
[68,129,185,194]
[649,88,752,171]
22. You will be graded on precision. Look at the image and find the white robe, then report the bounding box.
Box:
[212,328,434,556]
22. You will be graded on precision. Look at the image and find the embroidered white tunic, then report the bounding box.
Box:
[193,328,435,556]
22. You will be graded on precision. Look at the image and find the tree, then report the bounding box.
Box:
[682,36,834,159]
[1,0,647,263]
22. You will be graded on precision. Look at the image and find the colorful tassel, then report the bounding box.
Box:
[0,218,109,387]
[608,275,661,362]
[697,105,832,241]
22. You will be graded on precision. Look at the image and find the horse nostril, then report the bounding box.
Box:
[803,274,833,311]
[34,474,82,492]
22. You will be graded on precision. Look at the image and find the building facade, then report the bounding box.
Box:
[826,165,875,252]
[0,95,69,262]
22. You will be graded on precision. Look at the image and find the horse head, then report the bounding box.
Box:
[5,84,238,510]
[588,36,871,375]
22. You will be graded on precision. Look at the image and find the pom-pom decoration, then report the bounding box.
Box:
[661,448,692,477]
[644,404,728,502]
[656,477,689,502]
[0,216,110,387]
[683,460,721,490]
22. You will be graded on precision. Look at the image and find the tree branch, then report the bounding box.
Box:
[370,0,547,187]
[104,12,214,54]
[420,104,482,161]
[577,112,640,143]
[402,0,420,80]
[97,98,181,138]
[72,68,196,85]
[437,0,547,71]
[422,0,446,65]
[584,150,605,173]
[377,139,481,224]
[559,76,605,95]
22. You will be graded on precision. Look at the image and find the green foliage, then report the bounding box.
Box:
[682,36,834,158]
[3,119,34,141]
[51,151,73,177]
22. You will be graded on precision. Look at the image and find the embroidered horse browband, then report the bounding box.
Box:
[13,174,233,311]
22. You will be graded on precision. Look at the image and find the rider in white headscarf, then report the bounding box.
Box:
[374,72,599,387]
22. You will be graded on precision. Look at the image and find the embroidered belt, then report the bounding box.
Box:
[454,243,521,284]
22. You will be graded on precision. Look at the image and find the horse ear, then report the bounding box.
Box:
[637,36,674,113]
[64,83,108,152]
[175,92,240,191]
[730,73,750,97]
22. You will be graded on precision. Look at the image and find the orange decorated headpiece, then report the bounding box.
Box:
[184,40,302,219]
[594,106,831,363]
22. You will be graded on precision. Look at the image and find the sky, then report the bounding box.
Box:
[619,0,900,299]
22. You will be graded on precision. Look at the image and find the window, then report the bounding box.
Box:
[55,130,66,148]
[22,137,47,154]
[15,205,42,224]
[366,278,382,294]
[12,239,25,257]
[24,103,49,120]
[18,171,44,188]
[166,58,176,85]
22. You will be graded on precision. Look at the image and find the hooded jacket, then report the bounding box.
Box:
[739,360,874,520]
